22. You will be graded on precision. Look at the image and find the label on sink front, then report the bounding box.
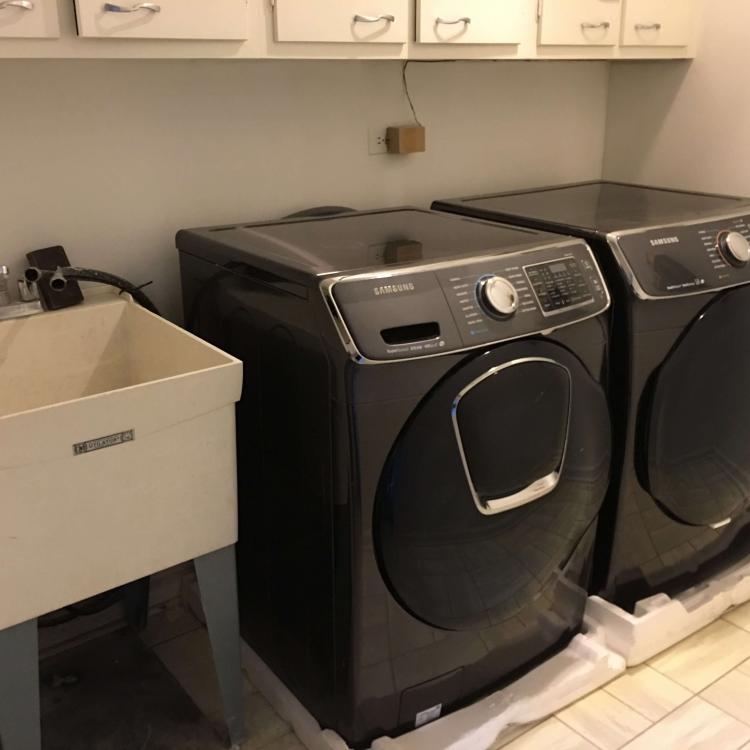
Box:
[73,429,135,456]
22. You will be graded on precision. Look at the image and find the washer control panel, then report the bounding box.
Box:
[614,212,750,298]
[524,258,594,315]
[328,239,609,362]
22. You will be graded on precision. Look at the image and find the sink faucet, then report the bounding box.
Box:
[0,265,44,321]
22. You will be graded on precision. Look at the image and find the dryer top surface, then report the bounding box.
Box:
[177,208,567,283]
[437,182,750,236]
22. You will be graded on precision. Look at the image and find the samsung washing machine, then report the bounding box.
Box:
[177,208,612,747]
[435,182,750,611]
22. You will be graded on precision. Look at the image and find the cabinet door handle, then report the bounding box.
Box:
[353,14,395,23]
[581,21,610,30]
[103,2,160,12]
[436,16,471,25]
[0,1,34,10]
[635,22,662,31]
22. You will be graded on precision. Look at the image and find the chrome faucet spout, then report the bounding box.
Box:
[0,265,10,307]
[0,265,43,320]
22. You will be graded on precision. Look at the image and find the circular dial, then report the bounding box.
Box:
[718,231,750,267]
[477,275,519,318]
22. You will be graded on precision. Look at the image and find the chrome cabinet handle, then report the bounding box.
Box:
[581,21,610,30]
[635,22,662,31]
[103,2,160,12]
[0,1,34,10]
[436,16,471,25]
[353,14,395,23]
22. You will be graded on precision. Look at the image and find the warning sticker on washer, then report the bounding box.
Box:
[415,703,443,728]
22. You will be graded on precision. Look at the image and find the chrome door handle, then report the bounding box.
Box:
[353,14,395,23]
[0,1,34,10]
[452,357,572,517]
[103,2,160,12]
[436,16,471,25]
[635,23,662,31]
[581,21,610,30]
[484,472,561,515]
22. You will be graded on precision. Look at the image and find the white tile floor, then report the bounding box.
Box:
[146,598,750,750]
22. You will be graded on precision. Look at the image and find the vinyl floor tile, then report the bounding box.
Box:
[556,690,651,750]
[253,731,306,750]
[724,601,750,632]
[701,667,750,724]
[621,697,750,750]
[501,717,597,750]
[604,664,692,722]
[155,629,289,749]
[648,619,750,692]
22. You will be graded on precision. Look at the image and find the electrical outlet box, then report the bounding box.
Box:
[387,126,426,155]
[368,128,389,156]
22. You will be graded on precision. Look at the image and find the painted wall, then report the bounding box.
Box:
[0,59,608,318]
[604,0,748,196]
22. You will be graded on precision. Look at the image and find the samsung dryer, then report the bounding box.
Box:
[177,208,612,747]
[435,182,750,610]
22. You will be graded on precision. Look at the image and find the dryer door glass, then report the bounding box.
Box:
[374,340,611,632]
[644,286,750,527]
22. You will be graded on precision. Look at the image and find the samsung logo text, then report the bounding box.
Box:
[374,282,415,296]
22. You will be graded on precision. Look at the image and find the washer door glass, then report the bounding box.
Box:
[374,340,611,632]
[643,287,750,527]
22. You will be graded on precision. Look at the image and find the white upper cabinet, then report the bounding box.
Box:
[74,0,248,39]
[416,0,525,45]
[0,0,58,38]
[272,0,409,44]
[539,0,622,46]
[620,0,696,47]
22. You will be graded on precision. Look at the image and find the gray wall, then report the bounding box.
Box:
[604,0,749,196]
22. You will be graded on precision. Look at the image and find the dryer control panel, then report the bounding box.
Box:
[325,239,609,362]
[613,212,750,299]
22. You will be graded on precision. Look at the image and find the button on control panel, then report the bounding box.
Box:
[525,258,594,316]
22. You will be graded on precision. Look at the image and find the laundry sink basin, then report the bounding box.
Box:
[0,291,242,631]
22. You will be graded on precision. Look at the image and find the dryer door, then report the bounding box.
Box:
[643,286,750,527]
[374,340,611,631]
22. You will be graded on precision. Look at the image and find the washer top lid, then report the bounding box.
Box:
[436,182,750,236]
[178,208,561,284]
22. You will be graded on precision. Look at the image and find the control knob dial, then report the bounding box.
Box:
[477,275,519,318]
[718,231,750,267]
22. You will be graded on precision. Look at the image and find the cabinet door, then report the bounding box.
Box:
[621,0,696,47]
[273,0,408,43]
[0,0,58,38]
[417,0,524,45]
[74,0,247,39]
[539,0,622,46]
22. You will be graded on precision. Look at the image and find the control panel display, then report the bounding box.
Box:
[524,258,593,315]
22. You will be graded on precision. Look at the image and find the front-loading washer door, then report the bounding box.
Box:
[373,340,611,632]
[643,286,750,528]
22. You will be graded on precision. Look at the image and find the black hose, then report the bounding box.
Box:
[283,206,356,219]
[61,267,160,316]
[38,589,124,628]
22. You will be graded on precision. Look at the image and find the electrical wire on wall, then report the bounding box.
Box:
[401,61,423,126]
[400,59,464,127]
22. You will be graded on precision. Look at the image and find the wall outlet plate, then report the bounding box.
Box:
[368,128,389,156]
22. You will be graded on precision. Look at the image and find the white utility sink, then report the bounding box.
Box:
[0,291,242,631]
